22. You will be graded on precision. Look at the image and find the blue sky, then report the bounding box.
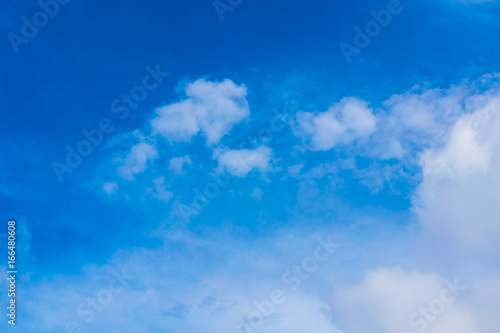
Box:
[1,0,500,332]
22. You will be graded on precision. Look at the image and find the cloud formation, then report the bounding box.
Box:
[295,97,377,151]
[214,146,273,177]
[415,92,500,255]
[151,79,250,145]
[117,141,158,180]
[332,267,478,333]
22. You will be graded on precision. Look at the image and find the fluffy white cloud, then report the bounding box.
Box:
[414,93,500,255]
[169,155,192,175]
[323,81,495,191]
[332,267,479,333]
[215,146,272,177]
[11,229,345,333]
[151,79,250,145]
[371,85,471,159]
[327,87,500,333]
[117,141,158,180]
[295,97,377,151]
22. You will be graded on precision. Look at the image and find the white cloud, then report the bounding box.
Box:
[295,97,377,151]
[414,93,500,255]
[215,146,272,177]
[117,141,158,180]
[13,229,345,333]
[363,85,472,160]
[332,267,479,333]
[256,294,342,333]
[383,88,449,132]
[327,85,500,333]
[169,155,192,175]
[151,79,250,145]
[318,80,496,191]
